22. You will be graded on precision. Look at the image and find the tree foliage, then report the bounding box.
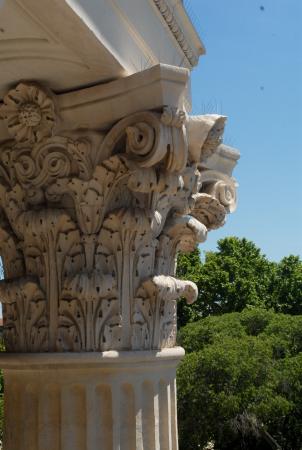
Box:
[269,255,302,315]
[177,309,302,450]
[176,238,302,449]
[177,237,302,324]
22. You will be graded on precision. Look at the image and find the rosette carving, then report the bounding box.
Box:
[0,81,239,352]
[0,83,55,144]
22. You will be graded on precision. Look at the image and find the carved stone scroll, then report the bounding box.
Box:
[0,82,239,352]
[132,275,198,350]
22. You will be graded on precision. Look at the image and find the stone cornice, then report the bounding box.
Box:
[153,0,204,67]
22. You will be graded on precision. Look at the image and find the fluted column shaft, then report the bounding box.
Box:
[2,349,183,450]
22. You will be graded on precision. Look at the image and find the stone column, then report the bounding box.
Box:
[0,79,238,449]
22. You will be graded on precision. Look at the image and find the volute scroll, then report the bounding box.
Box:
[0,82,239,352]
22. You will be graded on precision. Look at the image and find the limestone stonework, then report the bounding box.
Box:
[0,81,237,354]
[0,69,239,449]
[3,349,183,450]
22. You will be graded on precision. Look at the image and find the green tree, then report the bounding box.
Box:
[177,309,302,450]
[177,248,204,326]
[269,255,302,315]
[177,237,302,323]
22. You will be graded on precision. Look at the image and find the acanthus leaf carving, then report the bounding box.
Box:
[1,188,83,351]
[46,155,129,235]
[191,193,227,230]
[155,214,207,276]
[58,271,117,351]
[97,207,154,349]
[132,275,198,350]
[0,81,239,352]
[0,277,47,352]
[0,214,25,279]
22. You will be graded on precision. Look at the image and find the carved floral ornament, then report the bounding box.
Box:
[0,83,238,352]
[1,83,55,144]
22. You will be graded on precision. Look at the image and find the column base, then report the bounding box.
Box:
[0,347,184,450]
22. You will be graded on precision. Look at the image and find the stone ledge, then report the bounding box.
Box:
[0,347,185,370]
[0,64,189,142]
[58,63,190,132]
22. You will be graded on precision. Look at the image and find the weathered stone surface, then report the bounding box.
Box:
[1,348,184,450]
[0,0,204,98]
[0,64,239,449]
[0,81,238,354]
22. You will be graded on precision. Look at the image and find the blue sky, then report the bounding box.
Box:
[184,0,302,261]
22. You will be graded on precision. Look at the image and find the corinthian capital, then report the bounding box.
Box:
[0,81,239,352]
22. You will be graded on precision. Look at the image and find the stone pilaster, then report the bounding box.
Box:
[0,79,239,449]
